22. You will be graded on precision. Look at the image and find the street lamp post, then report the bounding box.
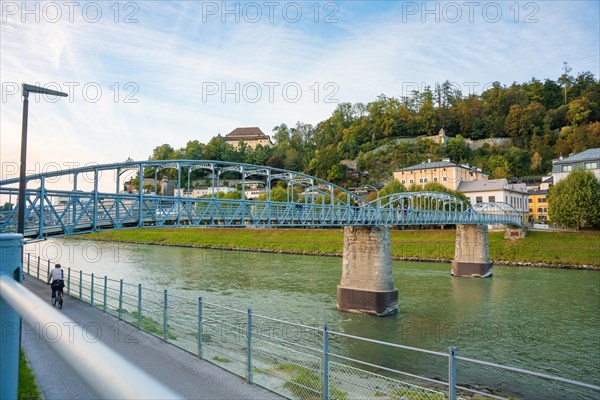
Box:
[17,84,68,235]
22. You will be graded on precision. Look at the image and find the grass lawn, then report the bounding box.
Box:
[85,227,600,267]
[19,350,41,400]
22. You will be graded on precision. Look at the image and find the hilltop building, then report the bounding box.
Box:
[552,148,600,184]
[393,159,488,191]
[223,127,273,150]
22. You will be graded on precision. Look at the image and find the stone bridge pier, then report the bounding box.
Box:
[337,226,398,316]
[451,224,493,278]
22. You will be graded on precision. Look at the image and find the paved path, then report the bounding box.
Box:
[21,276,282,400]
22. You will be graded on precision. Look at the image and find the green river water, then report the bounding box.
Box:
[27,239,600,399]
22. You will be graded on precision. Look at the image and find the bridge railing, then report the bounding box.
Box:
[1,189,522,238]
[21,249,600,400]
[0,234,181,400]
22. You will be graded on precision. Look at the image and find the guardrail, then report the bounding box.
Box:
[0,187,522,239]
[0,234,181,400]
[21,247,600,400]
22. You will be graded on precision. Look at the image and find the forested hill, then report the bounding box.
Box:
[147,71,600,187]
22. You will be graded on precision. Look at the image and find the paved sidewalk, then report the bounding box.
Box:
[21,276,282,400]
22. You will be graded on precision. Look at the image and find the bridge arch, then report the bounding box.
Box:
[0,160,374,239]
[0,160,523,240]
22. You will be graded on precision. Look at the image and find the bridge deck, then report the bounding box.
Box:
[21,276,281,400]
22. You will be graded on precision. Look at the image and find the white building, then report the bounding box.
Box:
[174,187,235,198]
[552,148,600,184]
[458,178,529,222]
[244,188,266,199]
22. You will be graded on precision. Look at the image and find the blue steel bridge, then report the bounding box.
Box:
[0,160,522,240]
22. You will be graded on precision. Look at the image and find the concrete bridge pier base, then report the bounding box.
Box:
[451,224,493,278]
[337,226,398,316]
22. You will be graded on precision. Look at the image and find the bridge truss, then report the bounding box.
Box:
[0,160,523,239]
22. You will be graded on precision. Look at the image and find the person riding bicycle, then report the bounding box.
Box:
[48,263,65,299]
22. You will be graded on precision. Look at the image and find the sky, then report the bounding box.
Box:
[1,0,599,182]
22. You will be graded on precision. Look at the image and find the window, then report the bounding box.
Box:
[419,178,424,183]
[423,178,428,183]
[561,165,572,172]
[433,177,438,182]
[476,196,483,203]
[488,196,495,202]
[443,176,448,182]
[543,208,548,212]
[409,179,414,184]
[584,162,598,170]
[538,207,543,213]
[529,208,533,213]
[539,197,546,203]
[401,180,406,184]
[528,198,532,203]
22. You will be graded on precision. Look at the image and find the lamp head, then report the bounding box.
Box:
[22,83,68,98]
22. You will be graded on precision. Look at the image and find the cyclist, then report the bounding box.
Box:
[47,263,65,301]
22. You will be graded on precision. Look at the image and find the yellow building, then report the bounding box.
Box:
[223,127,273,150]
[393,159,489,191]
[528,190,550,222]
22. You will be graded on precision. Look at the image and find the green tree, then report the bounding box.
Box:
[184,140,205,159]
[566,97,592,126]
[151,144,175,160]
[378,180,406,197]
[445,135,471,163]
[548,170,600,229]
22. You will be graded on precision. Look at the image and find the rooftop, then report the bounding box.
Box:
[225,127,270,141]
[394,160,484,173]
[458,179,508,192]
[529,189,549,195]
[553,148,600,164]
[457,179,528,193]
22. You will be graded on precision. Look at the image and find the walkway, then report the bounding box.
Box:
[21,276,281,400]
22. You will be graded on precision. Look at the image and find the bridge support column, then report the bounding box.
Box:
[451,224,492,278]
[337,226,398,316]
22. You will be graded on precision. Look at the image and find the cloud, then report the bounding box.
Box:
[1,0,598,178]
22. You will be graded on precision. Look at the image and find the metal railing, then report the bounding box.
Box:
[0,234,181,400]
[22,250,600,400]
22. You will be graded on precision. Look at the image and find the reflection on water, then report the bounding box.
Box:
[27,239,600,399]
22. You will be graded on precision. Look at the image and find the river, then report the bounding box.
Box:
[26,238,600,399]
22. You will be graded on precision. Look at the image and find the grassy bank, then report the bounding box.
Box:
[19,350,41,400]
[84,227,600,267]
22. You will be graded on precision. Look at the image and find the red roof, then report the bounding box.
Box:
[225,127,270,141]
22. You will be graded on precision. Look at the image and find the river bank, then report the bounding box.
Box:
[82,228,600,269]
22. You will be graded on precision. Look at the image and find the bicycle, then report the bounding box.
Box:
[51,287,64,309]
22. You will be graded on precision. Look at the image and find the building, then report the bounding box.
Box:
[551,148,600,184]
[457,179,529,222]
[528,190,550,222]
[223,127,273,150]
[393,159,489,191]
[174,187,235,198]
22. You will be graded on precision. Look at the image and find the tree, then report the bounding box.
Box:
[378,180,406,197]
[445,135,471,163]
[548,170,600,229]
[151,144,175,160]
[566,97,592,127]
[265,155,284,169]
[559,62,574,104]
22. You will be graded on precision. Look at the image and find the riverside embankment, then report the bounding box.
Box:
[83,228,600,269]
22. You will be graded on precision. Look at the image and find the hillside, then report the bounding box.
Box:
[144,70,600,187]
